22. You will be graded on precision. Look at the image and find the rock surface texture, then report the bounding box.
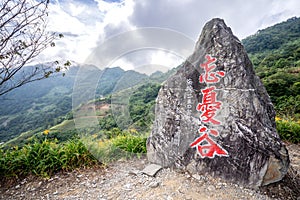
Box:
[147,18,290,188]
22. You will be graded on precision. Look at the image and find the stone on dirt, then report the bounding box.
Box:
[142,164,163,177]
[147,18,289,188]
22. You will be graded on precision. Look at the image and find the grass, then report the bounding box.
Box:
[0,138,98,178]
[111,134,147,154]
[81,130,147,165]
[2,128,44,149]
[3,114,297,180]
[276,117,300,143]
[50,120,75,131]
[0,129,148,179]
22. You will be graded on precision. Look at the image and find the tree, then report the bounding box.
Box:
[0,0,69,96]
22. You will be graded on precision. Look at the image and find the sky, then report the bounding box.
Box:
[39,0,300,74]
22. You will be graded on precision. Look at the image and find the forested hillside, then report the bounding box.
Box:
[0,66,77,142]
[1,17,300,184]
[242,17,300,121]
[0,66,147,142]
[1,17,300,144]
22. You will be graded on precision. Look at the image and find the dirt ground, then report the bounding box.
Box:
[0,143,299,200]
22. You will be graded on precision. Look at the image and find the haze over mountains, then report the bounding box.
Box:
[0,65,152,142]
[1,17,300,144]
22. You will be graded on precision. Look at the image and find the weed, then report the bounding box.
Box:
[0,138,98,178]
[276,118,300,143]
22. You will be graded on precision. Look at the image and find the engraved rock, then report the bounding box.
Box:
[147,18,289,188]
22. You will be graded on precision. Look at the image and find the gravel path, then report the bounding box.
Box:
[1,144,299,200]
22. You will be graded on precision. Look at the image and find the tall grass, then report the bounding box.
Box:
[111,134,147,154]
[82,130,147,165]
[0,129,148,179]
[276,117,300,143]
[1,116,298,180]
[0,138,98,178]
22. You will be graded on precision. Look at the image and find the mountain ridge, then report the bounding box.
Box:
[1,16,300,145]
[0,65,151,142]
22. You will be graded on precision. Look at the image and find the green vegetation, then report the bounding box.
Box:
[0,127,147,178]
[242,17,300,143]
[83,129,147,164]
[276,118,300,143]
[97,83,161,132]
[0,66,148,142]
[111,133,147,154]
[0,68,76,142]
[243,17,300,54]
[0,82,154,179]
[0,81,155,176]
[2,17,300,181]
[96,67,125,96]
[0,138,98,178]
[1,123,79,150]
[243,17,300,112]
[99,114,118,130]
[75,83,159,164]
[129,83,161,131]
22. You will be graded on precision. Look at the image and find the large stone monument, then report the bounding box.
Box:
[147,18,289,188]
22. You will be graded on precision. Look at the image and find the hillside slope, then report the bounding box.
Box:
[242,17,300,119]
[1,143,299,200]
[0,66,148,142]
[2,17,300,144]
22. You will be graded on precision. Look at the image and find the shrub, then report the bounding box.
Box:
[111,134,147,154]
[0,138,98,178]
[81,130,147,165]
[84,139,124,165]
[276,118,300,143]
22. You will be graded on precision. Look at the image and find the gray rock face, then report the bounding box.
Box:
[147,18,289,188]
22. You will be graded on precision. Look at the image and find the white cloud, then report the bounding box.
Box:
[95,0,135,41]
[130,0,300,39]
[150,51,183,70]
[256,0,300,30]
[105,49,184,75]
[96,0,134,21]
[37,0,135,64]
[108,57,135,71]
[36,0,300,72]
[36,0,102,64]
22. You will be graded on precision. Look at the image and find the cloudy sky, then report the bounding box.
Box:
[40,0,300,74]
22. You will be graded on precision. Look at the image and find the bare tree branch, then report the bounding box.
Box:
[0,0,69,96]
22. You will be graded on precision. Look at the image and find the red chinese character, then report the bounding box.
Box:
[199,55,225,83]
[198,126,219,136]
[190,127,228,158]
[197,86,221,125]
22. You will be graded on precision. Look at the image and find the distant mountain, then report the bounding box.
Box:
[97,68,148,96]
[96,67,125,96]
[0,66,77,142]
[242,17,300,118]
[0,65,148,142]
[242,17,300,54]
[3,17,299,145]
[6,17,299,143]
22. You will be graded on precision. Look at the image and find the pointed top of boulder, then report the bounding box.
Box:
[195,18,236,47]
[186,18,256,91]
[147,18,289,188]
